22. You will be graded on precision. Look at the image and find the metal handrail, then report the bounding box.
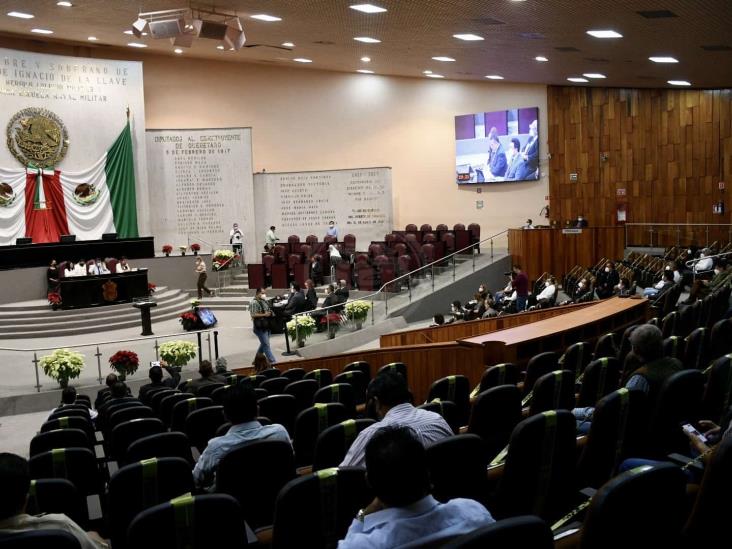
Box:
[288,229,510,338]
[624,222,732,248]
[685,251,732,269]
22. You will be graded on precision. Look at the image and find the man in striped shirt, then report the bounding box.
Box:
[340,372,453,468]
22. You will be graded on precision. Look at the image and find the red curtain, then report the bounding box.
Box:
[23,170,69,243]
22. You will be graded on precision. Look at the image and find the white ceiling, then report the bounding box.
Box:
[0,0,731,87]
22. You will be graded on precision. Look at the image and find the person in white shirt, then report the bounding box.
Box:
[63,260,76,278]
[338,426,494,549]
[535,276,557,304]
[229,223,243,256]
[693,248,714,274]
[326,221,339,239]
[265,226,279,251]
[522,218,535,229]
[329,244,342,263]
[116,257,131,273]
[72,260,87,277]
[88,258,109,276]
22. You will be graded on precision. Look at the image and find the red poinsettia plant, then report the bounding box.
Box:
[148,282,157,295]
[47,292,62,306]
[109,349,140,378]
[179,311,200,331]
[162,244,173,254]
[191,243,201,252]
[319,312,343,325]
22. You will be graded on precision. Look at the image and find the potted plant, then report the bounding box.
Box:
[286,315,317,347]
[344,300,372,329]
[159,340,197,368]
[179,245,187,256]
[320,312,343,339]
[162,244,173,257]
[48,291,62,310]
[109,349,140,381]
[212,249,235,271]
[40,348,84,388]
[148,282,157,296]
[191,243,201,255]
[179,311,201,331]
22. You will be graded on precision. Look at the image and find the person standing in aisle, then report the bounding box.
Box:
[250,287,277,364]
[230,222,244,257]
[195,256,214,299]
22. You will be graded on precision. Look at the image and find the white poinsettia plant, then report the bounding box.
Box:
[40,348,84,386]
[159,340,197,367]
[344,300,372,322]
[287,315,317,340]
[213,249,236,271]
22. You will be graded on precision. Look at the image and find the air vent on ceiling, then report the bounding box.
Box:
[584,57,609,63]
[519,32,545,40]
[701,44,732,51]
[555,46,580,52]
[313,40,335,45]
[636,10,677,18]
[472,17,505,25]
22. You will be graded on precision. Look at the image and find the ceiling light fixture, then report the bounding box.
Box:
[250,14,281,22]
[127,42,147,48]
[174,48,183,54]
[649,56,678,63]
[293,58,313,63]
[357,69,374,74]
[426,73,445,78]
[7,11,34,19]
[583,73,606,79]
[354,36,381,43]
[586,29,623,38]
[535,56,548,62]
[360,56,371,62]
[282,42,294,47]
[350,4,387,13]
[31,28,54,34]
[423,70,433,74]
[87,36,98,41]
[485,74,504,80]
[453,33,484,41]
[567,77,589,82]
[432,56,456,62]
[668,80,691,86]
[56,1,73,6]
[216,45,225,50]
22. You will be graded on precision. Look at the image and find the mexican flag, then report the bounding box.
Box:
[0,122,139,245]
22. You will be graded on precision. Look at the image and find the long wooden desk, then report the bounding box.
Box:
[380,302,594,347]
[59,270,149,309]
[459,297,649,367]
[508,226,625,281]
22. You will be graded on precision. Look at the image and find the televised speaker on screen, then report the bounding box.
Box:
[455,107,539,184]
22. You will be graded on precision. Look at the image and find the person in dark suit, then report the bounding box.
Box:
[313,284,338,329]
[186,360,219,395]
[138,362,181,402]
[504,138,522,180]
[335,279,350,302]
[304,279,318,310]
[486,129,507,178]
[514,119,539,180]
[284,283,307,316]
[574,214,589,228]
[596,261,620,299]
[310,256,323,285]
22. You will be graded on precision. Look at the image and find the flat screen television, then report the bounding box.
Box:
[196,307,218,327]
[455,106,539,184]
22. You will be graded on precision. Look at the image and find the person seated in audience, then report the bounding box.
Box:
[476,284,489,301]
[51,386,97,421]
[186,360,219,396]
[643,270,674,298]
[73,259,87,277]
[313,284,338,328]
[213,357,230,382]
[522,218,534,229]
[529,275,557,309]
[482,296,499,318]
[595,261,620,299]
[87,258,109,276]
[665,261,683,284]
[304,279,318,311]
[63,259,76,278]
[335,279,350,303]
[693,248,714,275]
[138,361,181,401]
[574,324,681,433]
[94,373,119,409]
[494,272,515,305]
[339,426,494,548]
[574,214,589,228]
[0,453,108,548]
[449,300,465,322]
[340,371,453,468]
[464,294,486,320]
[252,352,271,374]
[430,313,445,327]
[683,259,729,304]
[572,276,594,302]
[283,283,307,317]
[116,257,131,273]
[614,277,633,296]
[193,383,290,489]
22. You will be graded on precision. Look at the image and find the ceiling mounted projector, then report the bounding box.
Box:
[133,6,245,49]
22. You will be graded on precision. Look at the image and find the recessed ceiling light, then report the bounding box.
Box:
[583,73,606,79]
[56,1,73,6]
[357,69,375,74]
[350,4,387,13]
[124,30,133,35]
[649,56,678,63]
[668,80,691,86]
[423,70,433,74]
[7,11,34,19]
[87,36,97,41]
[127,42,147,48]
[31,28,53,34]
[426,74,444,78]
[293,58,313,63]
[485,75,504,80]
[354,36,381,43]
[216,45,225,50]
[251,14,281,22]
[453,33,484,41]
[174,48,183,54]
[360,56,371,62]
[586,29,623,38]
[535,56,549,62]
[282,42,294,47]
[567,77,589,82]
[432,56,456,62]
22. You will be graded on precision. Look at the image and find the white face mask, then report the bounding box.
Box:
[715,269,721,275]
[260,294,267,299]
[578,282,585,288]
[605,267,611,272]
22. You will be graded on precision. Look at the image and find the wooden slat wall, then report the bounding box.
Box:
[548,87,732,247]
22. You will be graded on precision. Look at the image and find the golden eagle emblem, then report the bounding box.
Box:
[6,108,69,169]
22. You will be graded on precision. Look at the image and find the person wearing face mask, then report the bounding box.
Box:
[596,262,620,299]
[643,270,674,298]
[574,277,594,303]
[665,262,683,284]
[88,257,109,276]
[326,220,339,239]
[284,283,307,317]
[684,259,729,304]
[693,248,714,274]
[574,214,589,228]
[250,287,277,364]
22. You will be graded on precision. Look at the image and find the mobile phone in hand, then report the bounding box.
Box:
[682,423,708,443]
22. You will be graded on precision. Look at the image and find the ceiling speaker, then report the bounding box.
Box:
[171,32,195,47]
[224,26,246,50]
[149,17,185,39]
[192,19,228,40]
[132,17,148,38]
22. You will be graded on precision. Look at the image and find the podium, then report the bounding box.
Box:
[133,300,157,336]
[271,263,288,289]
[247,264,265,290]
